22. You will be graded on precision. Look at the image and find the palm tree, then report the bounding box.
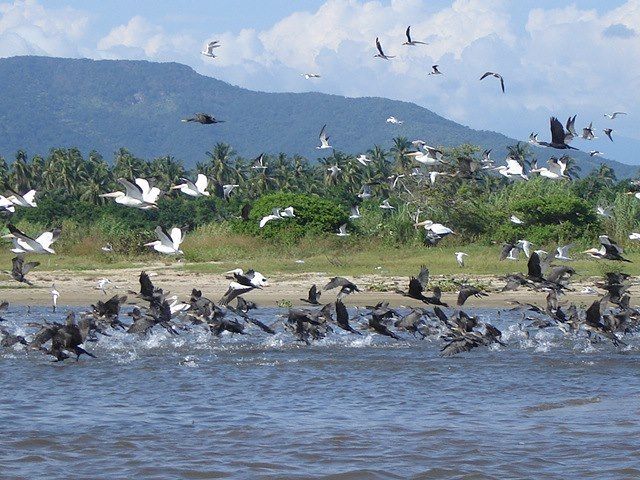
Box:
[205,143,239,185]
[390,136,413,174]
[10,150,33,191]
[113,148,148,180]
[150,155,185,190]
[506,142,534,169]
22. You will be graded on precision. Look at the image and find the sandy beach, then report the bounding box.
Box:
[1,264,622,309]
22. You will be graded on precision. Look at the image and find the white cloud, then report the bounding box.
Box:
[97,15,197,61]
[0,0,88,57]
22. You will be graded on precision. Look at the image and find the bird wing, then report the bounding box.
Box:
[479,71,493,81]
[405,26,411,42]
[324,276,348,290]
[549,117,566,145]
[335,299,349,325]
[35,229,61,249]
[195,174,208,192]
[134,177,152,195]
[155,226,174,248]
[408,277,424,297]
[22,260,40,275]
[527,252,542,278]
[319,124,326,139]
[22,190,37,205]
[417,265,429,287]
[499,75,505,93]
[139,271,155,298]
[170,228,183,249]
[117,178,144,200]
[376,37,384,56]
[499,243,514,260]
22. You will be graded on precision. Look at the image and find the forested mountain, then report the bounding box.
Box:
[0,55,635,177]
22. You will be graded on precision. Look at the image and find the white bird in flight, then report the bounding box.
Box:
[171,174,210,197]
[604,112,627,119]
[629,233,640,241]
[517,239,533,258]
[596,205,613,218]
[317,124,333,149]
[402,26,427,46]
[302,73,321,79]
[336,224,350,237]
[144,226,184,255]
[386,116,403,125]
[555,244,573,261]
[6,189,37,208]
[374,37,395,59]
[407,146,443,165]
[379,199,395,210]
[201,40,220,58]
[510,215,524,225]
[356,154,372,166]
[349,206,361,219]
[100,178,159,209]
[0,195,15,213]
[4,224,61,254]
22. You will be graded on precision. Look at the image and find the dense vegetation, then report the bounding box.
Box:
[2,139,639,262]
[0,56,634,177]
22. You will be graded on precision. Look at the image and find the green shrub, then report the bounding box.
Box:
[231,192,348,244]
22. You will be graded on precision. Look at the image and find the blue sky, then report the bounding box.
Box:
[1,0,639,163]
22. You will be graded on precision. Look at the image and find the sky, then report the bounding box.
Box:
[1,0,639,162]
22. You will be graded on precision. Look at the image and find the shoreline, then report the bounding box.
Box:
[0,266,621,309]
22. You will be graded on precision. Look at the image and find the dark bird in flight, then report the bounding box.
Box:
[334,300,361,335]
[182,113,225,124]
[402,26,427,46]
[603,128,614,142]
[324,277,360,299]
[537,117,578,150]
[479,71,505,93]
[301,284,322,305]
[428,64,442,75]
[374,37,395,59]
[6,256,39,286]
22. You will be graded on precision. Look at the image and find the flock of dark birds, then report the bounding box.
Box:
[1,248,637,360]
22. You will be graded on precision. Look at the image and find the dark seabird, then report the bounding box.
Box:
[181,113,225,124]
[334,300,361,334]
[324,277,360,299]
[537,117,578,150]
[6,256,39,286]
[301,284,322,305]
[603,128,614,142]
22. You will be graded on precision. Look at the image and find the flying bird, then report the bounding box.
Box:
[604,112,627,119]
[6,189,37,208]
[181,113,224,124]
[5,256,39,286]
[537,117,577,150]
[317,124,332,149]
[402,26,427,46]
[428,65,442,75]
[386,116,403,124]
[510,215,524,225]
[603,128,614,142]
[3,224,61,254]
[349,206,361,219]
[144,226,184,255]
[201,40,220,57]
[171,174,210,197]
[374,37,394,59]
[336,224,350,237]
[479,71,505,93]
[302,73,321,79]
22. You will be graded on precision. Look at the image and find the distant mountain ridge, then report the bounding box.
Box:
[0,55,635,177]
